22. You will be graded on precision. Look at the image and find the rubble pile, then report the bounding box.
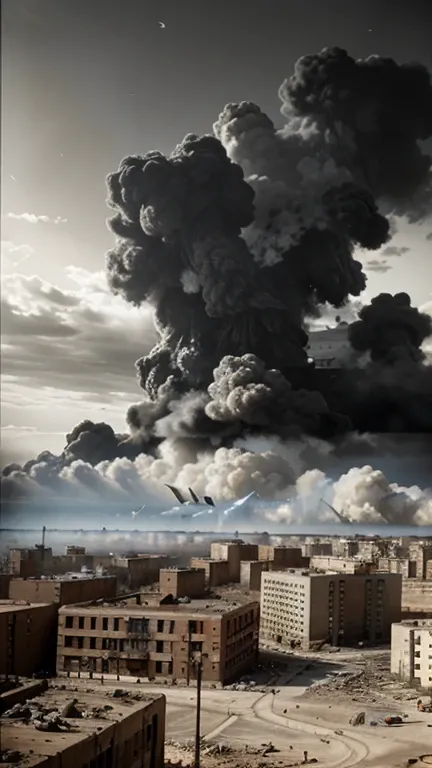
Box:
[0,750,23,765]
[1,696,115,731]
[304,657,395,702]
[164,741,316,768]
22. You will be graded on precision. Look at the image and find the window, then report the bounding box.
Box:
[65,616,73,629]
[119,639,124,652]
[102,638,108,650]
[128,618,149,635]
[78,617,85,630]
[156,641,163,653]
[169,620,175,634]
[168,661,173,675]
[189,620,197,634]
[64,636,73,647]
[90,617,96,630]
[155,661,162,674]
[157,620,164,633]
[78,637,84,649]
[146,724,152,745]
[90,637,96,649]
[102,617,108,631]
[113,618,119,631]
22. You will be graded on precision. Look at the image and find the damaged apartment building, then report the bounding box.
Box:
[1,684,165,768]
[57,592,259,685]
[260,570,402,650]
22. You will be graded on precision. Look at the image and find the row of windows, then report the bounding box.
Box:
[64,615,186,633]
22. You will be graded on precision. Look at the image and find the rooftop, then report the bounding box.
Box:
[59,592,258,617]
[1,686,163,765]
[11,574,115,582]
[399,619,432,628]
[0,601,51,614]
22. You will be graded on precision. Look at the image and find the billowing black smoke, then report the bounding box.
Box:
[280,47,432,214]
[2,48,432,521]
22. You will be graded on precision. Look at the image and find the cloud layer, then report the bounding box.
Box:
[1,266,157,398]
[6,212,68,225]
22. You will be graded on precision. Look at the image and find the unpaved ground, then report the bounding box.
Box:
[49,649,432,768]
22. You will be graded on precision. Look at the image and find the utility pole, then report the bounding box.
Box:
[194,657,203,768]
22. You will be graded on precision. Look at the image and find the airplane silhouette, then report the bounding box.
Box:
[161,485,258,519]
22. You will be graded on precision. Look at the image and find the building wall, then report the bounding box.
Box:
[0,574,12,599]
[115,556,170,589]
[260,571,402,650]
[159,568,206,599]
[8,576,117,606]
[415,547,432,580]
[310,556,374,574]
[303,543,333,557]
[391,621,432,689]
[8,547,53,577]
[57,600,259,685]
[0,602,58,677]
[402,579,432,612]
[2,693,166,768]
[190,558,230,586]
[240,560,269,591]
[378,558,414,578]
[258,546,305,568]
[210,543,259,582]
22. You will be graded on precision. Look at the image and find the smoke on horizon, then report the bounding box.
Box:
[2,47,432,526]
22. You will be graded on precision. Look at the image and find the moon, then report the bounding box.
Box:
[159,21,166,28]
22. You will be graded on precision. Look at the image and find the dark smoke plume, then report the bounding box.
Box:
[349,292,432,365]
[280,47,432,214]
[2,48,432,524]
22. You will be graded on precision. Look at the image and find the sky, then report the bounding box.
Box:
[1,0,432,466]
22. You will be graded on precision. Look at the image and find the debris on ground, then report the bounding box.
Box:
[304,651,424,706]
[0,751,23,764]
[349,711,365,726]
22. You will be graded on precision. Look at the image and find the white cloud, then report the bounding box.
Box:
[6,213,68,225]
[1,266,157,401]
[1,240,35,267]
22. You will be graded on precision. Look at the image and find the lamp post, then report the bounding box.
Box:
[193,653,208,768]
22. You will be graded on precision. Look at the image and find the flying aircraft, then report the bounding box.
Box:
[165,485,215,507]
[160,485,258,520]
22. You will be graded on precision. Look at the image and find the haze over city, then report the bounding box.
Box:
[1,0,432,530]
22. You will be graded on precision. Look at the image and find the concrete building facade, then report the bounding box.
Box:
[1,686,166,768]
[260,570,402,650]
[310,556,374,574]
[8,575,117,606]
[0,601,58,677]
[210,542,259,582]
[159,567,206,599]
[303,542,333,558]
[391,620,432,690]
[115,555,172,589]
[8,546,53,577]
[258,545,305,568]
[189,557,230,586]
[240,560,269,591]
[57,594,259,685]
[402,579,432,612]
[378,558,415,579]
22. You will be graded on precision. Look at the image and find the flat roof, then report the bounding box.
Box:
[0,601,51,613]
[1,687,163,764]
[59,595,258,617]
[10,574,115,582]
